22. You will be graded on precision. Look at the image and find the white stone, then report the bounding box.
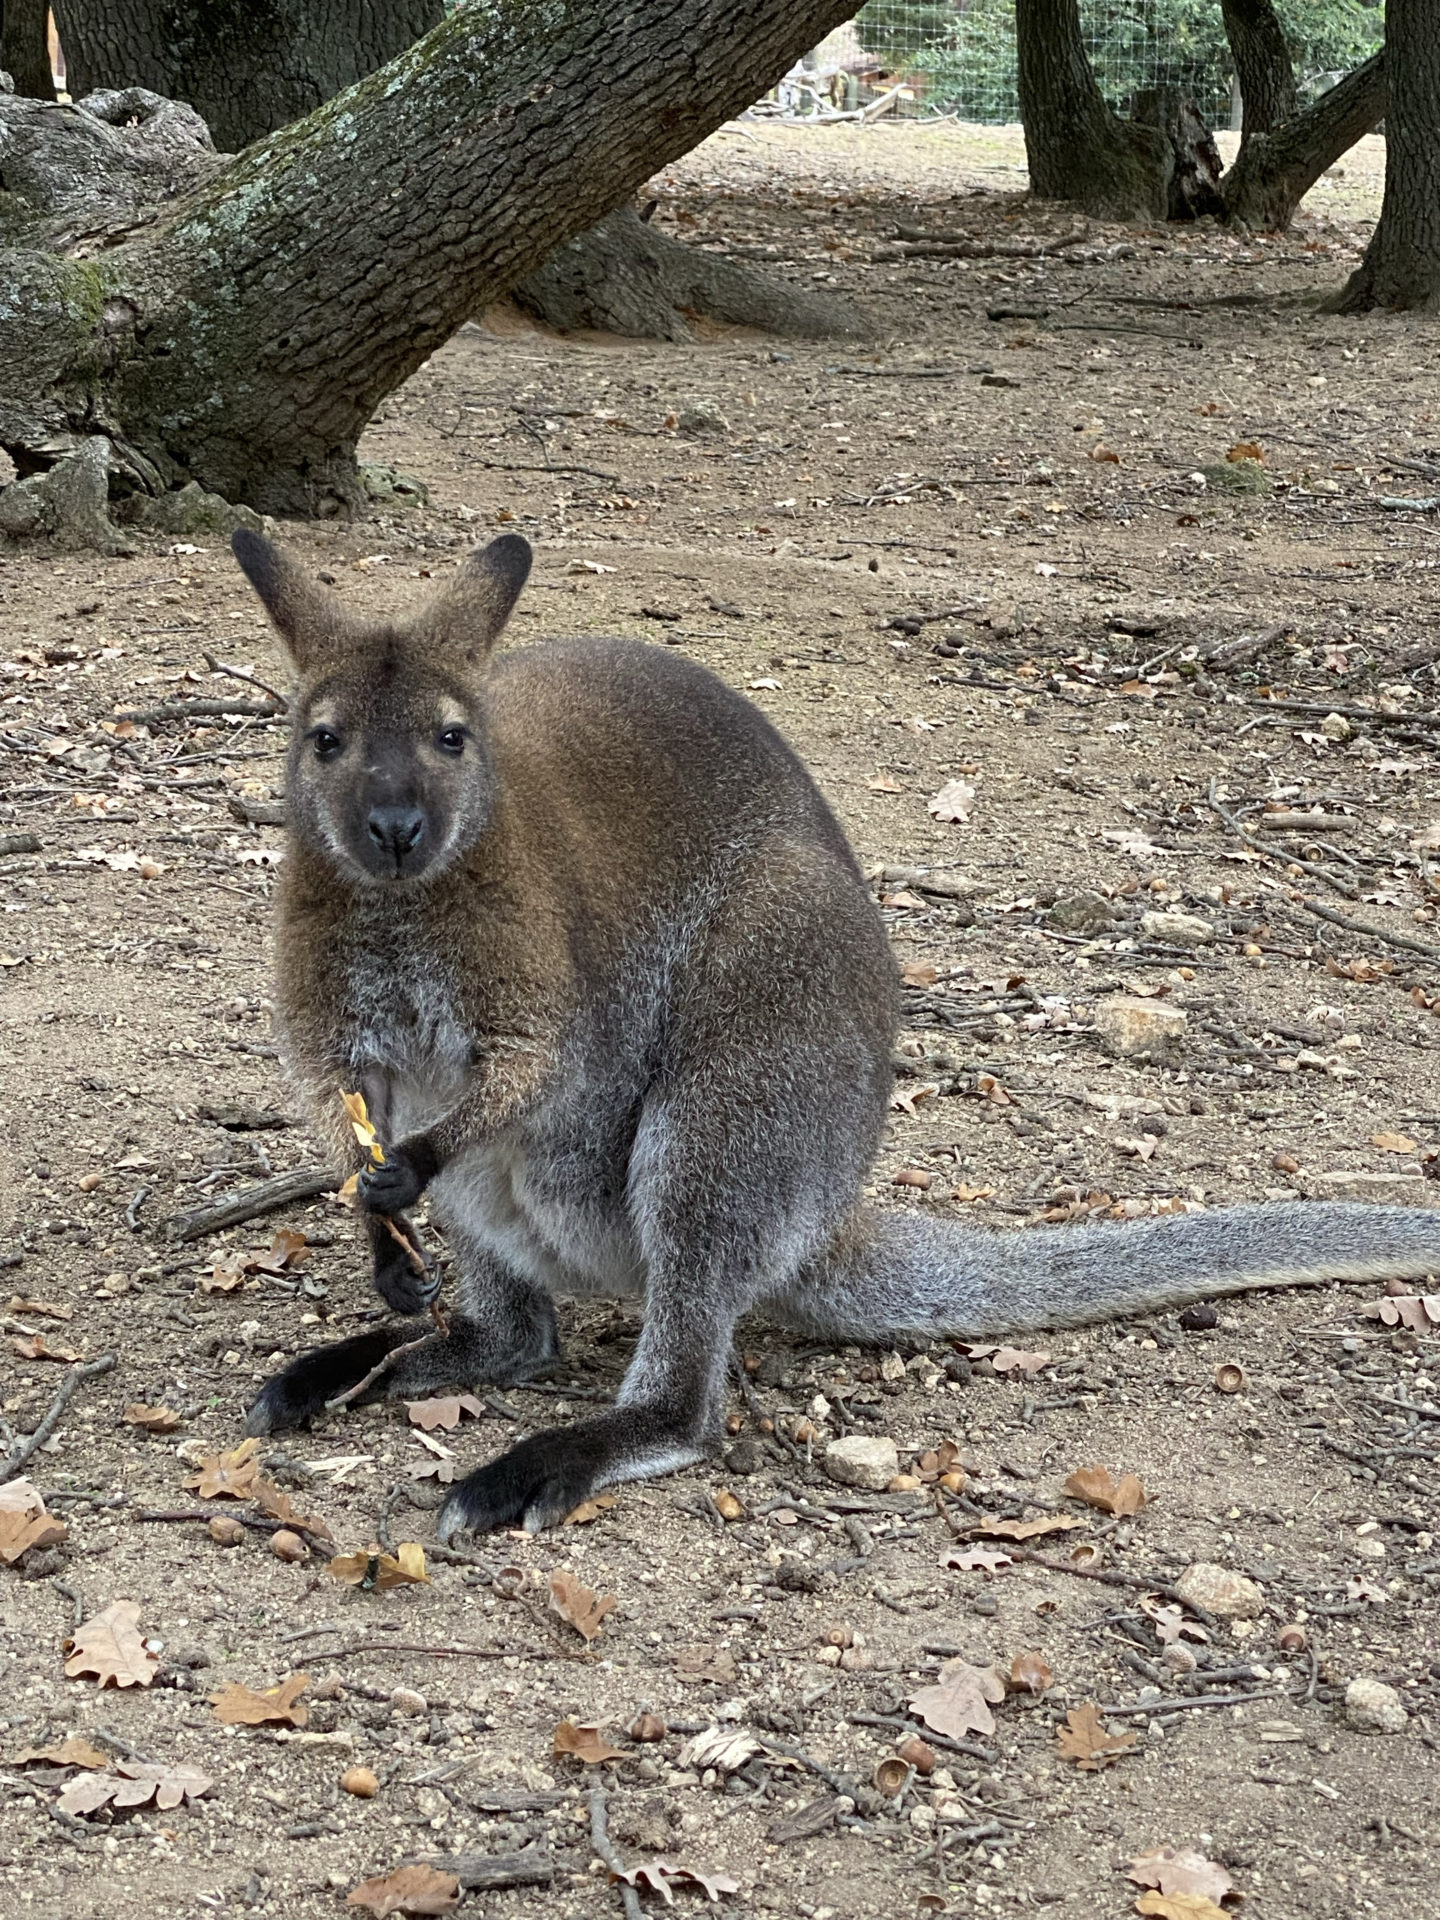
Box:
[823,1435,899,1492]
[1094,995,1188,1059]
[1140,910,1215,945]
[1304,1170,1431,1206]
[1174,1562,1265,1620]
[1344,1677,1408,1734]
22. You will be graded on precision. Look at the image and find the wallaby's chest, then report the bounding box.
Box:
[328,922,473,1138]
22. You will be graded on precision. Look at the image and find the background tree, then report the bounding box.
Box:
[1,0,858,526]
[0,0,53,98]
[1334,0,1440,310]
[51,0,443,152]
[1015,0,1168,219]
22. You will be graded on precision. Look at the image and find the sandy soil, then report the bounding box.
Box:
[0,123,1436,1920]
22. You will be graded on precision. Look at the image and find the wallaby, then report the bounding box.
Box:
[233,528,1440,1541]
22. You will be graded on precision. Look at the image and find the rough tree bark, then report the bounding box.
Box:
[1333,0,1440,311]
[1016,0,1166,221]
[0,0,858,524]
[0,0,53,98]
[1220,0,1296,143]
[51,0,443,153]
[1220,53,1386,232]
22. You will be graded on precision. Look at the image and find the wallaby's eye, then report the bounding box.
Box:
[309,727,343,761]
[437,726,466,756]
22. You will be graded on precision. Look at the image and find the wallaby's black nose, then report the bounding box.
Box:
[367,805,425,867]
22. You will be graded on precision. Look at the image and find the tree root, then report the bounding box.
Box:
[512,204,875,344]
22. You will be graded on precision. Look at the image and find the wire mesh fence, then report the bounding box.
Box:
[763,1,1384,127]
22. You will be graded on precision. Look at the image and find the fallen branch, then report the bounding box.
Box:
[116,698,284,723]
[1203,779,1357,900]
[202,652,289,711]
[415,1850,553,1893]
[1295,896,1440,961]
[0,1353,117,1485]
[133,1507,333,1551]
[165,1166,336,1241]
[324,1330,442,1412]
[589,1788,645,1920]
[1107,1688,1286,1719]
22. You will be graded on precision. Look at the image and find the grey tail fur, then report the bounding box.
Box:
[782,1202,1440,1341]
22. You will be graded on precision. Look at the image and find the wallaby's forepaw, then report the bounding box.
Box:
[245,1328,408,1434]
[370,1212,440,1315]
[436,1427,603,1540]
[358,1139,436,1216]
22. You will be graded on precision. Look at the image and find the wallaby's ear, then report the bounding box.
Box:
[231,529,348,673]
[414,534,532,663]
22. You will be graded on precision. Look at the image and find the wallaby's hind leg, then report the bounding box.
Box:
[245,1238,559,1434]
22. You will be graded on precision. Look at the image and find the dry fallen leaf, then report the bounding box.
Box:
[914,1440,964,1484]
[1370,1130,1419,1154]
[550,1569,617,1642]
[1065,1464,1148,1516]
[908,1658,1006,1740]
[927,778,976,825]
[1009,1651,1054,1696]
[8,1332,82,1362]
[210,1672,309,1727]
[613,1860,740,1905]
[565,1493,619,1525]
[13,1736,111,1770]
[247,1228,311,1276]
[57,1760,213,1817]
[405,1393,484,1432]
[973,1513,1088,1541]
[345,1864,460,1916]
[943,1547,1014,1574]
[328,1543,429,1590]
[124,1403,182,1433]
[251,1477,333,1543]
[5,1295,73,1320]
[1056,1701,1137,1770]
[1359,1293,1440,1331]
[64,1601,158,1690]
[901,960,939,987]
[0,1479,68,1565]
[184,1436,262,1500]
[1127,1846,1234,1904]
[553,1719,629,1765]
[1134,1895,1229,1920]
[989,1346,1052,1374]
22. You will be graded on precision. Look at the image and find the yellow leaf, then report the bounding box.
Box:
[342,1089,385,1163]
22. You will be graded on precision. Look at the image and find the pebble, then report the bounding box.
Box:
[1094,994,1188,1059]
[1139,909,1214,945]
[724,1438,765,1476]
[1175,1562,1265,1620]
[823,1434,899,1491]
[389,1686,428,1717]
[340,1766,379,1797]
[1344,1677,1408,1734]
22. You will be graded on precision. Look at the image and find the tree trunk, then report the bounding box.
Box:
[1333,1,1440,311]
[1131,90,1223,221]
[1015,0,1166,222]
[51,0,443,152]
[1221,52,1385,233]
[0,0,856,520]
[512,204,872,343]
[0,0,53,98]
[1220,0,1296,144]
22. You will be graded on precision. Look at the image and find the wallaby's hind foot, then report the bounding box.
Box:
[436,1407,707,1541]
[245,1305,562,1436]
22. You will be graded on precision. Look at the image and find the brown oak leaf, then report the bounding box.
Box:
[614,1859,740,1904]
[248,1229,310,1275]
[1127,1846,1234,1904]
[0,1479,68,1565]
[549,1569,617,1642]
[1009,1651,1054,1696]
[345,1865,460,1916]
[1359,1293,1440,1331]
[989,1346,1052,1373]
[210,1672,309,1727]
[973,1514,1088,1541]
[943,1547,1013,1574]
[553,1719,629,1765]
[184,1436,261,1500]
[1065,1465,1147,1516]
[13,1736,111,1770]
[908,1658,1006,1740]
[8,1333,82,1362]
[405,1394,484,1432]
[124,1403,182,1433]
[63,1601,158,1690]
[1134,1896,1230,1920]
[5,1296,73,1320]
[1056,1701,1137,1770]
[57,1760,213,1816]
[328,1543,428,1589]
[251,1477,333,1543]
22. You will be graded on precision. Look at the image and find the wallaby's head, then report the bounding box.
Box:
[231,530,531,885]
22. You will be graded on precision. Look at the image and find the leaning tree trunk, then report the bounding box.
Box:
[1220,0,1296,143]
[0,0,857,521]
[1221,52,1385,232]
[0,0,52,97]
[1333,0,1440,311]
[51,0,443,152]
[1015,0,1167,221]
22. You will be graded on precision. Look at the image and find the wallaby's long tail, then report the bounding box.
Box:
[782,1202,1440,1341]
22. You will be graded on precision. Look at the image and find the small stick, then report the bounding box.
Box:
[1204,780,1357,900]
[166,1166,335,1241]
[324,1331,442,1412]
[202,652,289,710]
[133,1507,333,1551]
[589,1787,644,1920]
[848,1711,993,1763]
[1294,894,1440,961]
[116,698,284,724]
[1108,1688,1286,1718]
[0,1353,117,1485]
[378,1215,448,1336]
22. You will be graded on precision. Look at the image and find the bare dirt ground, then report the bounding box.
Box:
[1,122,1437,1920]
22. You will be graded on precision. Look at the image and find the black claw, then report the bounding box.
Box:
[436,1429,600,1541]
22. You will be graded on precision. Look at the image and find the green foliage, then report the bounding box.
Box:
[850,0,1384,125]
